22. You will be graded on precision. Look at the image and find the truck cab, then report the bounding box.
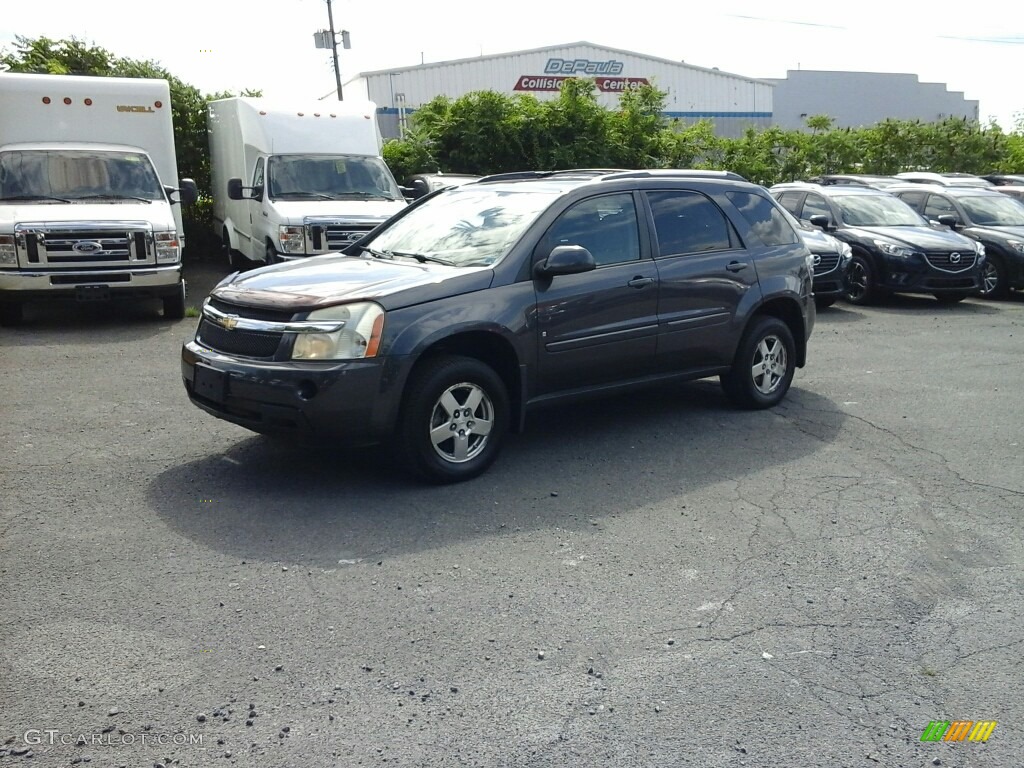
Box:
[0,73,196,325]
[208,99,406,266]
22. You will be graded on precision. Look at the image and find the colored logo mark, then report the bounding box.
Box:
[921,721,997,742]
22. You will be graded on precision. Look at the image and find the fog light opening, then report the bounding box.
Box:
[297,381,319,401]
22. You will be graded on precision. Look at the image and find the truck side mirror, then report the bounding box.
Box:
[227,178,245,200]
[178,179,199,206]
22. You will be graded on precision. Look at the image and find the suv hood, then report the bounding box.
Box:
[799,227,842,254]
[846,225,975,250]
[213,254,493,312]
[963,224,1024,241]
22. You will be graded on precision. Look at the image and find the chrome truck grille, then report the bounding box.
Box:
[14,221,155,268]
[303,216,386,254]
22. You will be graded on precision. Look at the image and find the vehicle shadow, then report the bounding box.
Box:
[147,382,846,567]
[813,304,864,323]
[866,294,1001,315]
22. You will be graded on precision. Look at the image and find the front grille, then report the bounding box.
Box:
[207,297,297,323]
[812,252,840,275]
[923,251,976,273]
[197,318,283,358]
[43,231,132,262]
[324,225,375,251]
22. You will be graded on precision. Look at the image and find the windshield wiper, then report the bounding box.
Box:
[331,191,398,201]
[276,191,334,200]
[392,250,456,266]
[72,193,154,203]
[359,244,396,259]
[0,194,72,203]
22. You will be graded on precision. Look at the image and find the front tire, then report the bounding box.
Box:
[163,281,187,320]
[979,256,1009,300]
[721,316,796,410]
[395,355,509,483]
[844,254,877,305]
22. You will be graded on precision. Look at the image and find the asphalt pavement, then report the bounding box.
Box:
[1,260,1021,768]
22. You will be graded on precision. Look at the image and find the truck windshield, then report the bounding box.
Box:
[268,155,401,201]
[0,150,165,202]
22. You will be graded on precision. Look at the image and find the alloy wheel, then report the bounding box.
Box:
[751,335,788,395]
[428,382,494,464]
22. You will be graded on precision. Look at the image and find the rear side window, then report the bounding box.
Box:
[727,191,800,246]
[646,191,733,256]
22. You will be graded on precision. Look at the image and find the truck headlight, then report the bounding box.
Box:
[155,232,180,262]
[291,302,385,360]
[0,235,16,265]
[278,225,305,254]
[874,240,914,259]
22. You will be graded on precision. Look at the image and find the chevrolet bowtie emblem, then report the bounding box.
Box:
[217,314,239,330]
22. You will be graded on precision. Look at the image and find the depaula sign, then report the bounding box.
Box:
[514,59,649,93]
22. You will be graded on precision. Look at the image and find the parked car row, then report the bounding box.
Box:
[771,172,1024,304]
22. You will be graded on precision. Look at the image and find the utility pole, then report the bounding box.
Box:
[326,0,343,101]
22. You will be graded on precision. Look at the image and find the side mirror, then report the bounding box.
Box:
[936,214,958,228]
[227,178,245,200]
[177,178,198,206]
[399,185,417,200]
[534,245,596,278]
[808,214,830,229]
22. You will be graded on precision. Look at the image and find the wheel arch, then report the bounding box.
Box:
[753,297,806,367]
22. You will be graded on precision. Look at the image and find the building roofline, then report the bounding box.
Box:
[358,41,775,86]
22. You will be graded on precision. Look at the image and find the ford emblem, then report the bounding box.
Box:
[72,241,103,254]
[344,232,364,242]
[949,252,961,264]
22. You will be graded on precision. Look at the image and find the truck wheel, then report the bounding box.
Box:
[163,281,187,320]
[720,315,796,410]
[223,229,244,270]
[395,355,509,484]
[0,302,24,327]
[265,241,280,265]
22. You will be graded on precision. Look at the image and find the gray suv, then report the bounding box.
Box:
[182,170,815,483]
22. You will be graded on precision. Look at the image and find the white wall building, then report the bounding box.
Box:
[346,42,774,140]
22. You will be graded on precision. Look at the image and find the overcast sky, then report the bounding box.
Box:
[2,0,1021,130]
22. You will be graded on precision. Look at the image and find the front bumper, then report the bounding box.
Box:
[812,268,848,299]
[0,265,182,302]
[878,255,982,293]
[181,340,399,440]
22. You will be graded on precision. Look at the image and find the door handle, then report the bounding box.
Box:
[627,276,655,288]
[726,261,748,272]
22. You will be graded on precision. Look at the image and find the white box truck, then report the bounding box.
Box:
[208,98,406,267]
[0,72,197,325]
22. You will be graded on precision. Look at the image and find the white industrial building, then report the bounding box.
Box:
[343,42,980,142]
[345,42,773,139]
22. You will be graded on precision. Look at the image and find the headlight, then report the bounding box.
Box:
[278,225,305,254]
[1007,240,1024,254]
[839,242,852,261]
[874,240,914,259]
[155,231,180,262]
[0,235,16,265]
[973,241,985,257]
[291,302,385,360]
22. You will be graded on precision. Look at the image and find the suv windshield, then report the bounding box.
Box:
[834,194,926,227]
[269,154,401,200]
[368,186,561,267]
[0,149,164,202]
[960,195,1024,226]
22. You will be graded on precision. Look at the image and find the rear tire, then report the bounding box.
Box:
[979,256,1009,300]
[395,355,509,483]
[843,254,877,305]
[721,315,796,410]
[0,302,24,327]
[163,281,187,320]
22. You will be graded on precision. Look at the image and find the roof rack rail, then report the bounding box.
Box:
[475,169,628,184]
[602,169,748,182]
